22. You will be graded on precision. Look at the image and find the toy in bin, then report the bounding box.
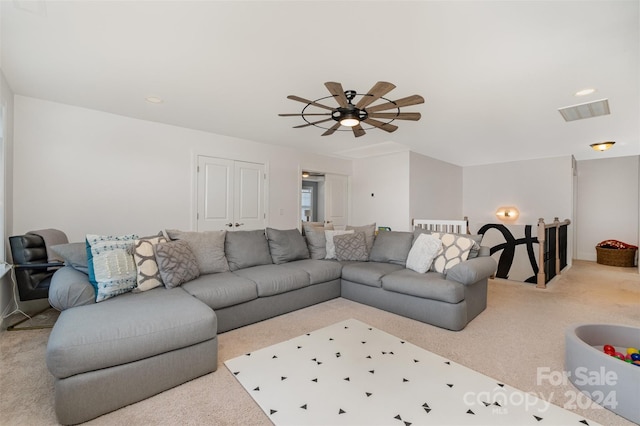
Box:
[602,344,640,366]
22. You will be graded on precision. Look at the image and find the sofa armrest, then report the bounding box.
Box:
[49,266,96,311]
[445,257,497,286]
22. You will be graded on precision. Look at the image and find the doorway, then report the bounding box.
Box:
[300,171,349,227]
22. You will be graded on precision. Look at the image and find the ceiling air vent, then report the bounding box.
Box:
[558,99,610,122]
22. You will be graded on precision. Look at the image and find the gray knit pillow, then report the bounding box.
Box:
[154,240,200,288]
[334,232,369,262]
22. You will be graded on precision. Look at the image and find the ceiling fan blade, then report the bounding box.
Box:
[324,82,349,108]
[278,113,332,117]
[322,122,342,136]
[355,81,396,109]
[365,95,425,113]
[352,124,366,137]
[287,95,336,111]
[362,118,398,133]
[293,118,334,128]
[367,112,421,121]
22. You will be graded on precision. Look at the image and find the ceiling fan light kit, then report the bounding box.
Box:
[279,81,424,137]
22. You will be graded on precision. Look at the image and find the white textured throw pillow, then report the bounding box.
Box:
[406,234,443,273]
[324,230,354,259]
[431,232,475,273]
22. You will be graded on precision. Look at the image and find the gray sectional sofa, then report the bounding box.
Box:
[46,227,496,424]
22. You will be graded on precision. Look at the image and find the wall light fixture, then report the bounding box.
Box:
[496,206,519,221]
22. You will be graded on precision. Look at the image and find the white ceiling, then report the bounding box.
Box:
[2,0,638,166]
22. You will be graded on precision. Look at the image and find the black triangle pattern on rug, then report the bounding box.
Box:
[225,319,602,426]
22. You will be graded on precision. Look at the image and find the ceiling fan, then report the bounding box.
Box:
[279,81,425,137]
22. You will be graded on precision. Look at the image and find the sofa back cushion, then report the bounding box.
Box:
[266,228,310,264]
[305,228,327,260]
[225,229,273,271]
[369,231,414,266]
[165,229,229,274]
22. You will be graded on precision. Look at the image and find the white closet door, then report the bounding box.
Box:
[233,160,265,230]
[197,156,265,231]
[197,156,234,231]
[324,174,349,227]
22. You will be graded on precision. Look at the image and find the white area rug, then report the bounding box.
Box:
[225,319,600,426]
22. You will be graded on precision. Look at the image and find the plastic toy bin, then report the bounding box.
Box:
[565,324,640,424]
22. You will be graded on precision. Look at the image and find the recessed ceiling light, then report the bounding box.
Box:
[145,96,163,104]
[574,88,596,97]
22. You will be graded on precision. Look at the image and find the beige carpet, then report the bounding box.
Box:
[0,260,638,426]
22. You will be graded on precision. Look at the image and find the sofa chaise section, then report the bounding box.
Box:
[46,287,218,425]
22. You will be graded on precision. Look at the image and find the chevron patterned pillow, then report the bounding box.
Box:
[154,240,200,288]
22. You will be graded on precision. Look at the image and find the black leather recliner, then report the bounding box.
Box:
[9,234,64,301]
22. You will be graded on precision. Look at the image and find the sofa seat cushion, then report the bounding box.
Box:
[341,262,404,288]
[233,264,310,297]
[182,272,258,309]
[280,259,342,284]
[381,269,464,304]
[46,287,216,379]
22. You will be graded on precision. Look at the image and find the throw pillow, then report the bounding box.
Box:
[324,230,354,260]
[334,232,369,261]
[165,229,229,274]
[430,232,476,273]
[406,233,443,273]
[225,229,273,271]
[154,240,200,288]
[413,229,483,259]
[346,223,376,254]
[51,242,89,273]
[133,235,167,292]
[368,231,414,266]
[266,228,310,264]
[304,225,334,259]
[86,234,138,302]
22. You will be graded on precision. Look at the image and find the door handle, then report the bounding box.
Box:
[225,223,233,227]
[234,223,244,227]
